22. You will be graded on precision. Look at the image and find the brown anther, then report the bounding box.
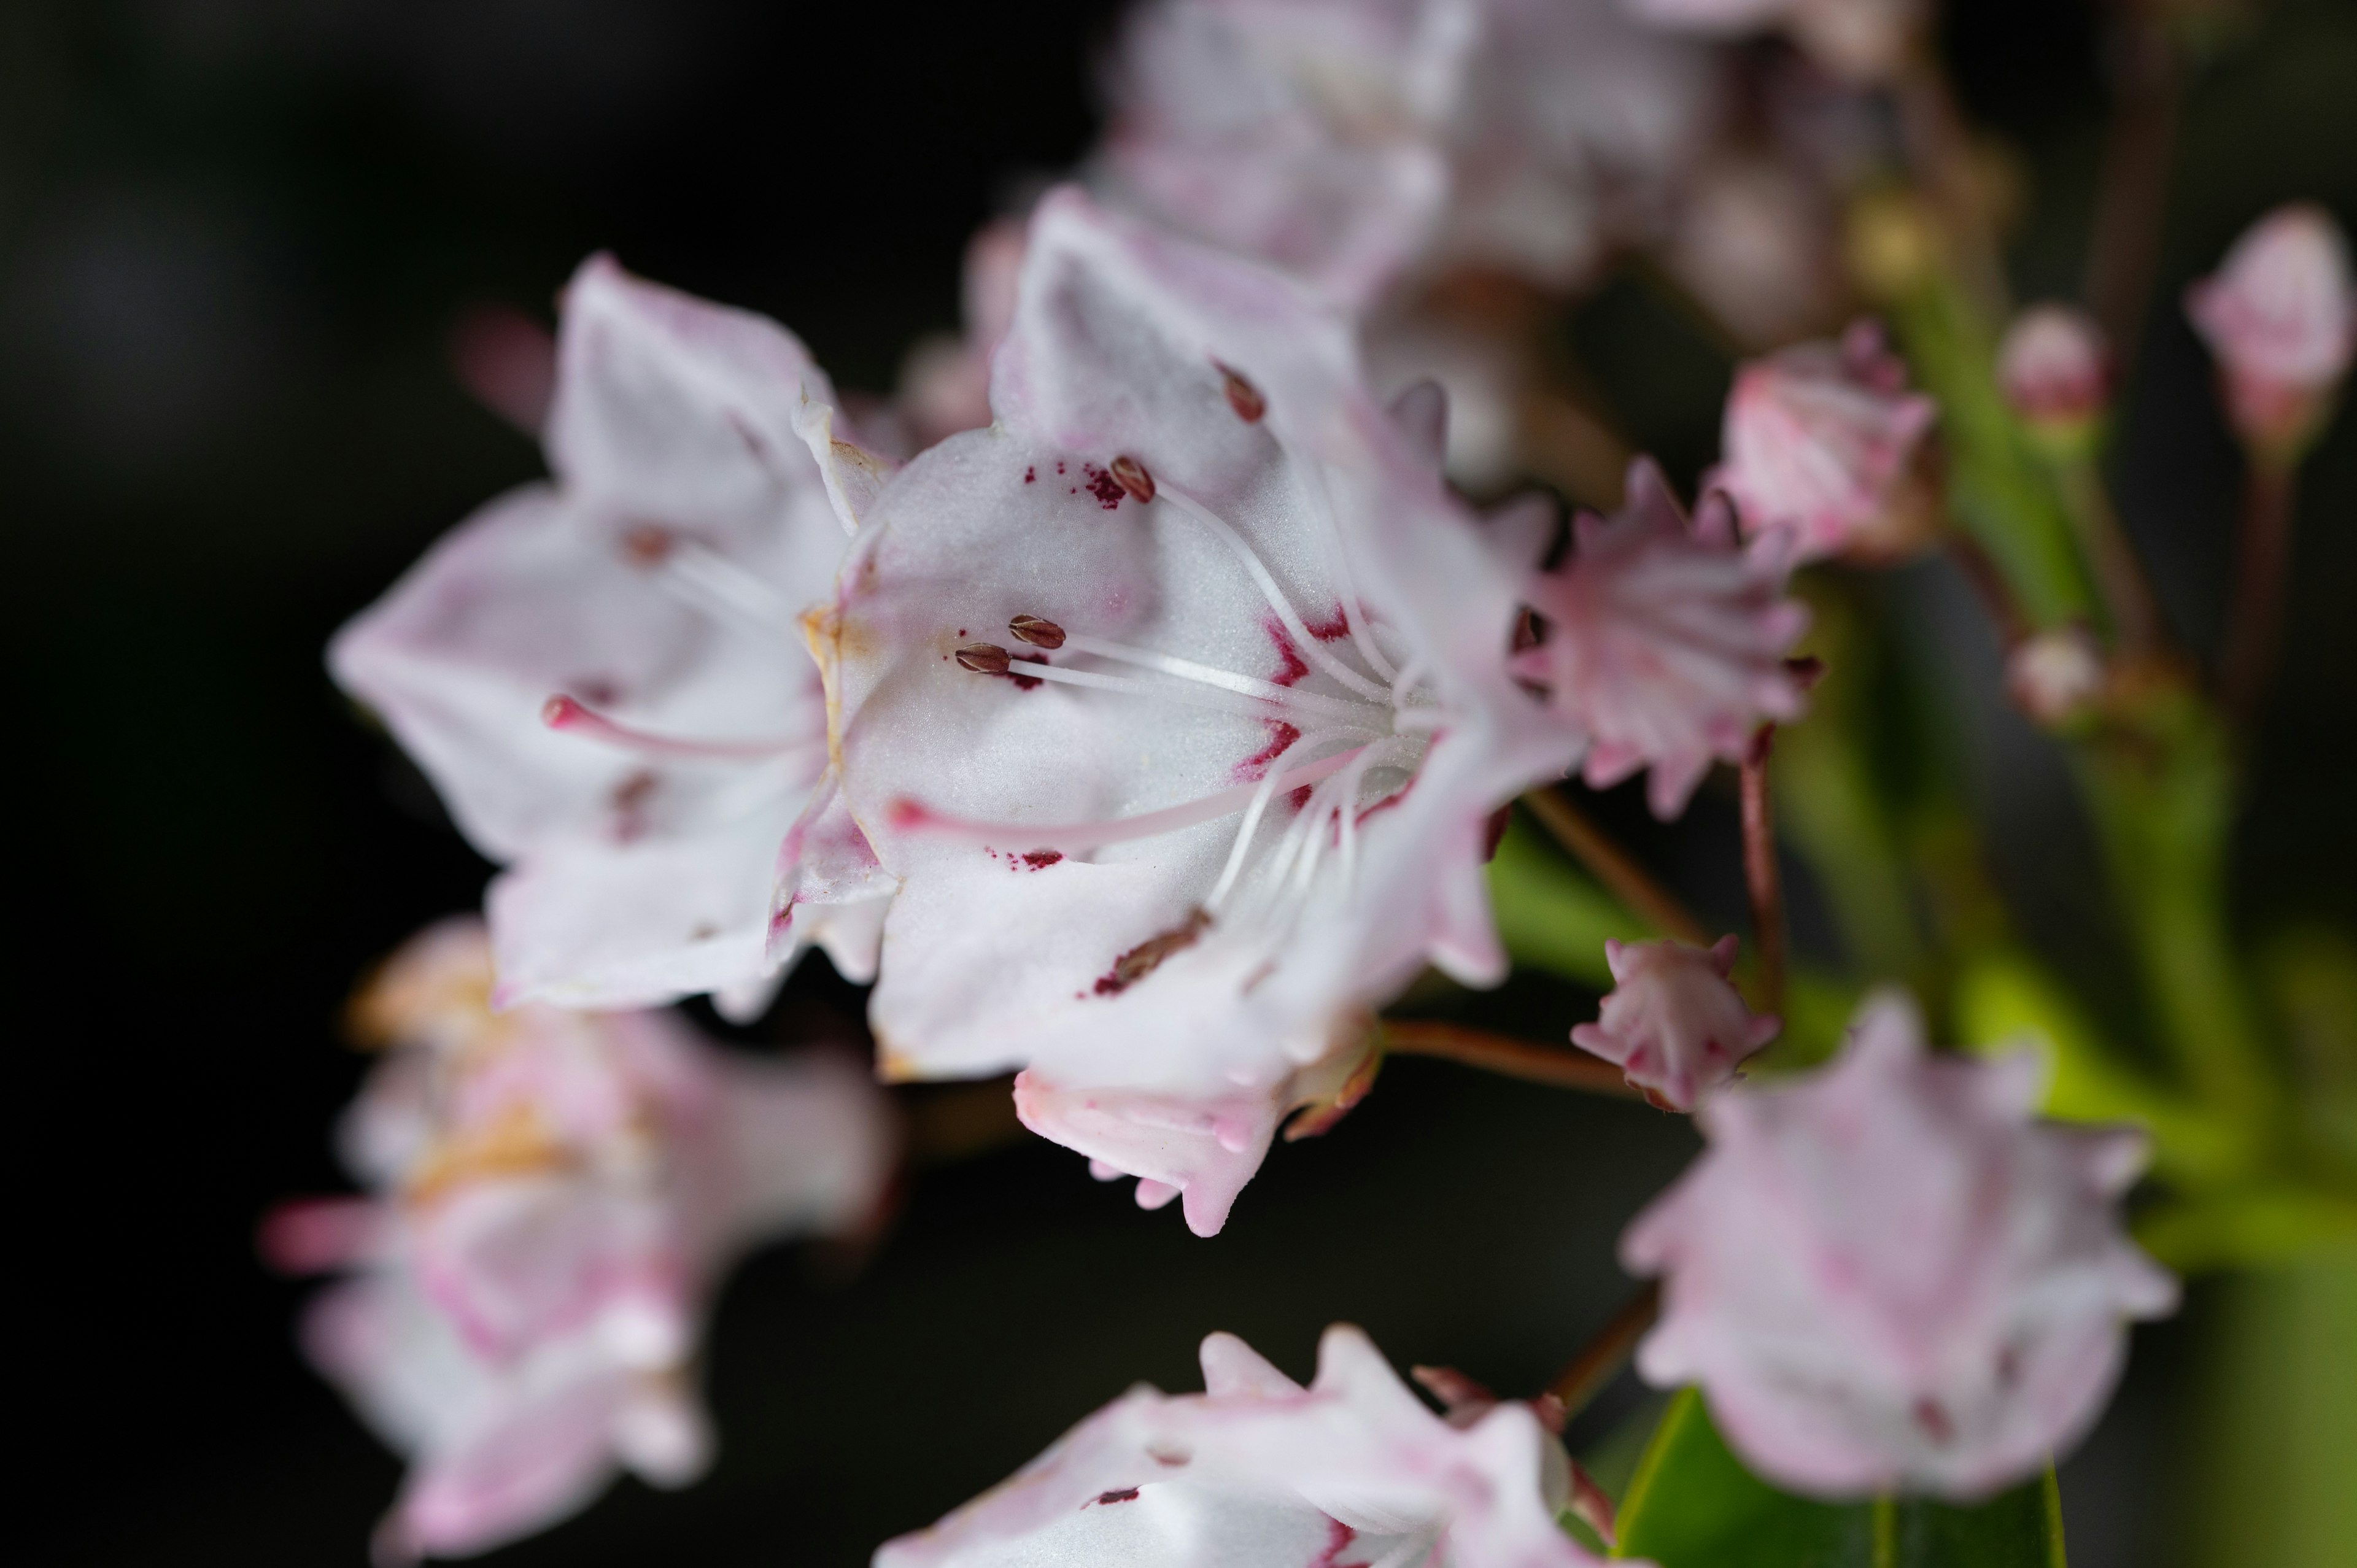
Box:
[1109,454,1156,504]
[1784,655,1827,690]
[1217,362,1266,422]
[955,642,1012,676]
[621,523,675,567]
[1008,614,1067,650]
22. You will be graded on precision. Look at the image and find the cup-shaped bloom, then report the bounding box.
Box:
[1624,0,1922,83]
[1705,320,1937,564]
[877,1324,1608,1568]
[815,188,1580,1236]
[266,919,896,1562]
[2186,203,2357,459]
[1514,460,1811,819]
[1620,991,2178,1500]
[1571,936,1779,1109]
[1098,0,1714,310]
[330,255,896,1017]
[1996,305,2110,450]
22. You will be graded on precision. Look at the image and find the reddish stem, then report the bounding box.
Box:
[1381,1021,1643,1100]
[1740,727,1786,1021]
[2220,460,2299,741]
[1545,1281,1663,1419]
[1521,789,1713,948]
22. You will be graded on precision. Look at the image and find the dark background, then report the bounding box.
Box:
[9,1,2353,1564]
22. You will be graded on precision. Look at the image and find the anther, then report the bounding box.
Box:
[955,642,1013,675]
[1008,614,1067,650]
[620,523,675,567]
[1217,362,1266,423]
[1109,454,1156,504]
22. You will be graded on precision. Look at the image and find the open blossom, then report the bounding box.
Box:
[331,255,896,1017]
[1706,319,1937,563]
[1514,460,1810,819]
[1997,304,2110,439]
[877,1324,1606,1568]
[263,919,897,1561]
[1620,991,2178,1500]
[1099,0,1714,311]
[1571,936,1779,1109]
[813,188,1577,1237]
[1624,0,1922,83]
[2186,203,2357,456]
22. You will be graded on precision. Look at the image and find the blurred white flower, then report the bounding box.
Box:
[263,918,896,1562]
[1621,991,2178,1500]
[2186,203,2357,458]
[897,216,1031,449]
[2003,627,2106,728]
[1995,304,2110,438]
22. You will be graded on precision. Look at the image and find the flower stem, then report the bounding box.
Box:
[2057,455,2164,652]
[1380,1021,1643,1099]
[2220,458,2299,742]
[1741,726,1787,1021]
[1520,789,1711,947]
[2084,7,2183,374]
[1545,1281,1662,1419]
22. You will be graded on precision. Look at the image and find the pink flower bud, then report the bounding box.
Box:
[2004,627,2106,727]
[1706,320,1938,564]
[2186,204,2357,458]
[1571,936,1781,1110]
[1621,992,2178,1500]
[1997,305,2110,439]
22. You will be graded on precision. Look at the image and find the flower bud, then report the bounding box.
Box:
[2004,626,2107,728]
[2186,203,2357,462]
[1998,305,2110,454]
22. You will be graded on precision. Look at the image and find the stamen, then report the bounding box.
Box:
[541,695,816,760]
[1203,728,1368,912]
[887,745,1369,852]
[1008,614,1067,650]
[1061,634,1381,725]
[956,643,1012,675]
[1216,361,1266,423]
[1301,460,1399,684]
[1154,485,1391,702]
[1109,454,1156,504]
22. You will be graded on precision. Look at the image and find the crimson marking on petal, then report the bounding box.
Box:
[1082,465,1126,509]
[1313,1519,1358,1568]
[1019,850,1063,870]
[1008,614,1067,649]
[1234,721,1301,783]
[1023,466,1035,483]
[1093,1489,1140,1506]
[1263,618,1310,686]
[1912,1397,1956,1444]
[542,695,810,759]
[1093,908,1211,997]
[1302,606,1351,641]
[884,745,1367,852]
[1215,361,1266,422]
[1109,454,1156,503]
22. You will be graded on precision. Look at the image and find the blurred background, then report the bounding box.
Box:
[9,1,2353,1563]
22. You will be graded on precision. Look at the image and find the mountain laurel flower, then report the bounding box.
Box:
[2186,203,2357,460]
[2004,626,2107,729]
[1514,460,1811,820]
[331,255,897,1018]
[1624,0,1924,83]
[875,1324,1609,1568]
[1098,0,1714,310]
[1997,304,2111,453]
[1706,319,1938,564]
[813,188,1581,1237]
[1620,991,2179,1500]
[262,919,897,1563]
[1571,936,1780,1109]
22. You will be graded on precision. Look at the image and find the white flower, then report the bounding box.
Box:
[265,919,897,1561]
[814,188,1578,1235]
[2186,203,2357,456]
[331,255,896,1015]
[1571,936,1780,1109]
[876,1324,1606,1568]
[1620,991,2179,1499]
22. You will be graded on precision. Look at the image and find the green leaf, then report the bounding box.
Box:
[1611,1389,2064,1568]
[1487,818,1646,989]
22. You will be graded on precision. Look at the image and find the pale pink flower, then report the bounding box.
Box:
[877,1324,1608,1568]
[1514,459,1811,820]
[1706,319,1937,563]
[1621,991,2178,1500]
[266,918,896,1562]
[2186,203,2357,456]
[897,217,1031,449]
[813,188,1579,1236]
[1997,305,2110,436]
[1624,0,1922,83]
[1099,0,1714,310]
[1571,935,1780,1109]
[331,255,897,1017]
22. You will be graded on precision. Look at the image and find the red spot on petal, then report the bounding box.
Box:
[1024,466,1035,482]
[1302,606,1350,641]
[1094,1489,1139,1506]
[1263,617,1310,686]
[1083,465,1126,509]
[1020,849,1063,870]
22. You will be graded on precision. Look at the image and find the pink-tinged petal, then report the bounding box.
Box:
[2186,203,2357,453]
[877,1324,1606,1568]
[827,189,1578,1234]
[1620,989,2178,1500]
[1705,320,1937,563]
[283,921,899,1559]
[1569,935,1779,1109]
[1519,462,1809,821]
